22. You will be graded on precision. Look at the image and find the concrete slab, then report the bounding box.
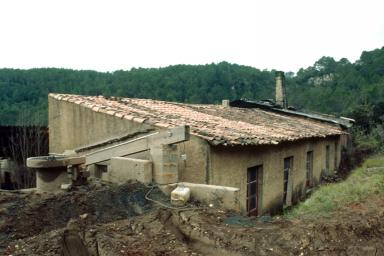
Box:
[27,155,85,168]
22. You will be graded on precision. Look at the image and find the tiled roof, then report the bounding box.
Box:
[49,93,345,146]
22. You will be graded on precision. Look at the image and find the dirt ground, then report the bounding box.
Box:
[1,181,383,256]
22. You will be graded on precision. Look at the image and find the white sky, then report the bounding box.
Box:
[0,0,383,72]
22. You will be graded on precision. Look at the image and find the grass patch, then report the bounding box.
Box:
[286,154,384,218]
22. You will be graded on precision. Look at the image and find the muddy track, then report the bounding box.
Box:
[155,207,384,256]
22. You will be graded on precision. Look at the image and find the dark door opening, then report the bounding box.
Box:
[334,141,338,170]
[247,165,262,216]
[283,157,293,205]
[1,172,15,190]
[325,145,330,173]
[306,151,313,187]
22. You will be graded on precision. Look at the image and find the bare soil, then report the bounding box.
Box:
[1,182,383,256]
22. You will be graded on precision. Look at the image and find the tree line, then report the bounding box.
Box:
[0,47,383,152]
[0,63,275,125]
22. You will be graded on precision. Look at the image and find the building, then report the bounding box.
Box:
[48,73,352,215]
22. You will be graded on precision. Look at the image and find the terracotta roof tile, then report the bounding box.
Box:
[92,106,101,112]
[123,115,134,121]
[114,112,124,118]
[133,117,147,123]
[49,93,346,146]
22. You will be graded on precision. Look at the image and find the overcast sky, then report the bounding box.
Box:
[0,0,383,72]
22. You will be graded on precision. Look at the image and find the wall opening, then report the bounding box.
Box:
[306,151,313,188]
[94,164,108,179]
[325,145,330,173]
[283,156,293,205]
[246,165,262,216]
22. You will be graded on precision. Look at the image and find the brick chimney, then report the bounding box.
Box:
[275,71,287,109]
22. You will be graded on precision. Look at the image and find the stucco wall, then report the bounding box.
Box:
[49,97,208,184]
[177,135,209,184]
[49,97,153,153]
[210,136,345,215]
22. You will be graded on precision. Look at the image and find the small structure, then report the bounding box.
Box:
[27,155,85,192]
[47,72,353,215]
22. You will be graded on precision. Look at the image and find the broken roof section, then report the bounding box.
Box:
[230,99,354,129]
[49,93,347,146]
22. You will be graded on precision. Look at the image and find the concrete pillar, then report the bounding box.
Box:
[150,144,178,185]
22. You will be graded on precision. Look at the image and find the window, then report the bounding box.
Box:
[325,145,330,172]
[283,157,293,205]
[247,165,262,216]
[306,151,313,187]
[94,164,108,178]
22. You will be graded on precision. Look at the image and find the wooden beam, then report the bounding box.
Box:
[85,126,189,165]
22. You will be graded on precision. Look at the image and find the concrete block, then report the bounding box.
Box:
[103,157,152,184]
[160,182,240,211]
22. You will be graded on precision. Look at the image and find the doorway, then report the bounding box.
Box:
[283,156,293,205]
[306,151,313,188]
[247,165,262,216]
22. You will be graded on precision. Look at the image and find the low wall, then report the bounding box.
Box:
[160,182,240,211]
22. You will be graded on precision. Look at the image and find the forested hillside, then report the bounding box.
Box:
[0,63,275,125]
[0,47,383,133]
[288,48,384,115]
[288,47,384,153]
